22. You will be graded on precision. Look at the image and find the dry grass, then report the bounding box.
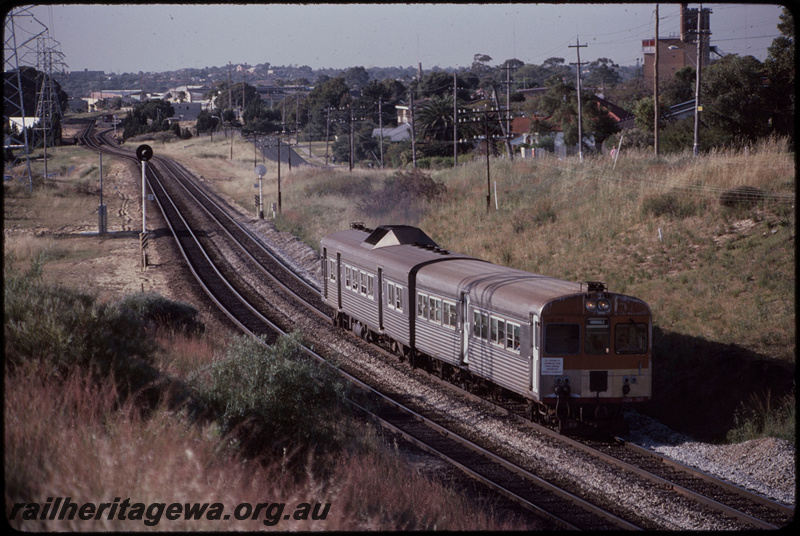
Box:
[4,347,529,531]
[149,133,795,364]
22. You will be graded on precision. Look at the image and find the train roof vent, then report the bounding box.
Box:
[362,225,438,249]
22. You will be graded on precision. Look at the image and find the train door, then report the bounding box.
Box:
[336,252,342,310]
[530,313,540,395]
[460,291,470,365]
[377,268,384,331]
[322,248,328,298]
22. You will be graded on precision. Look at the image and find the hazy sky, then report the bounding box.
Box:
[17,3,785,74]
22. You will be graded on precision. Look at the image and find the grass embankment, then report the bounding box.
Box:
[4,140,531,530]
[144,132,796,442]
[4,258,527,530]
[156,133,795,443]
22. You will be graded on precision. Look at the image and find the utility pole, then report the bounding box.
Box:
[502,62,515,160]
[378,97,384,169]
[325,106,331,165]
[277,137,281,214]
[453,71,458,166]
[693,3,706,157]
[349,104,354,171]
[569,38,587,161]
[654,4,660,157]
[409,88,417,168]
[458,106,502,212]
[490,86,513,159]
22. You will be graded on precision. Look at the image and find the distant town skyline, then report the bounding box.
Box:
[18,3,784,74]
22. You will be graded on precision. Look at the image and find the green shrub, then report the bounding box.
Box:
[641,191,704,218]
[727,389,795,443]
[719,185,765,208]
[3,254,157,384]
[191,332,350,453]
[304,174,372,198]
[357,168,446,216]
[118,292,204,335]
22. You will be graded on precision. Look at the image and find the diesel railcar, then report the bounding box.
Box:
[321,224,651,431]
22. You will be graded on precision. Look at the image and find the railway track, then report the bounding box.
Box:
[80,124,794,530]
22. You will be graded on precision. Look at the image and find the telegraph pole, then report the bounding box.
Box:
[458,107,503,212]
[378,97,384,169]
[569,38,587,161]
[409,88,417,168]
[453,72,458,166]
[654,4,660,157]
[693,3,704,157]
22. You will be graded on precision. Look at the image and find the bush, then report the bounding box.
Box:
[641,190,704,219]
[118,292,204,335]
[3,254,157,385]
[191,332,350,454]
[358,168,446,216]
[719,186,765,208]
[727,389,795,443]
[304,174,372,198]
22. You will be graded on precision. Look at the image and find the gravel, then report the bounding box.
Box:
[624,411,795,507]
[217,207,796,526]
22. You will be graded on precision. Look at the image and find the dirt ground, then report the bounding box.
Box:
[3,151,236,337]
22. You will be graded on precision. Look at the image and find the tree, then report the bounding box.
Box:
[538,79,618,151]
[415,94,455,144]
[342,66,369,91]
[701,54,772,143]
[471,53,493,77]
[195,110,217,134]
[584,58,621,89]
[121,99,174,140]
[765,7,794,139]
[305,76,352,142]
[661,65,695,107]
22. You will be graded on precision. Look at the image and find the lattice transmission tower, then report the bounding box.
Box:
[4,6,66,190]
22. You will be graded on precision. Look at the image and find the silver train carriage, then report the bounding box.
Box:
[321,224,652,429]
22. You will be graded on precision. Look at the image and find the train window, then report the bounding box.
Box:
[387,282,404,312]
[491,317,506,346]
[367,274,374,299]
[360,271,368,295]
[473,310,489,340]
[443,301,457,329]
[345,266,351,288]
[328,259,336,282]
[506,322,521,352]
[430,297,442,323]
[544,324,580,355]
[615,323,648,354]
[417,293,429,320]
[585,318,610,355]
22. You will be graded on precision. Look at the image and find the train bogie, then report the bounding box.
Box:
[322,224,652,431]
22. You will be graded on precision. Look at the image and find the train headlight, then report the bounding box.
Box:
[598,298,611,311]
[585,299,597,312]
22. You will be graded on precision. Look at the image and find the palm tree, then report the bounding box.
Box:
[415,94,456,142]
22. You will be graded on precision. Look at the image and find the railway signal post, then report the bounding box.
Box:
[98,151,107,235]
[136,144,153,269]
[255,164,266,219]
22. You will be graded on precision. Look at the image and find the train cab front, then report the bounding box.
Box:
[539,282,652,434]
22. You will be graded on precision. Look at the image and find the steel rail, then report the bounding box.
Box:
[80,124,643,530]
